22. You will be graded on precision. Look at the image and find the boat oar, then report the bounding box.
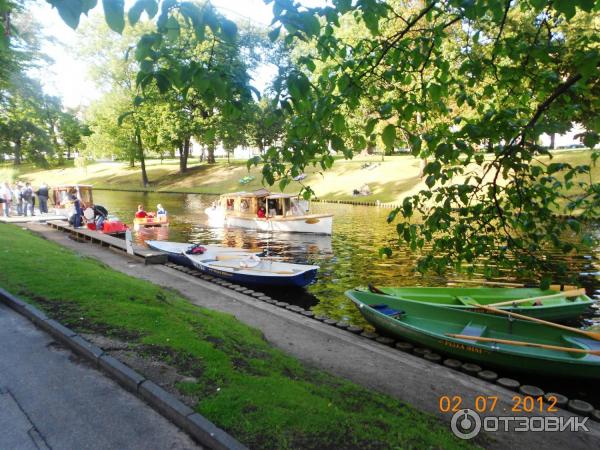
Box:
[487,288,586,307]
[446,334,600,356]
[472,303,600,341]
[448,279,526,287]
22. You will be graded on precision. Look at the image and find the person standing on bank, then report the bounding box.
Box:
[21,183,34,216]
[13,182,23,215]
[36,182,49,214]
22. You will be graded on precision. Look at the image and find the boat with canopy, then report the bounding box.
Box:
[205,189,333,235]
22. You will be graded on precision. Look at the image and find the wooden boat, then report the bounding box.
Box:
[133,215,169,230]
[205,189,333,235]
[146,240,258,268]
[185,253,319,287]
[346,289,600,378]
[367,286,594,322]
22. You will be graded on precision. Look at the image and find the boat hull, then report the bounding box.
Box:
[185,255,318,288]
[145,240,256,268]
[346,290,600,379]
[205,207,333,235]
[377,287,594,322]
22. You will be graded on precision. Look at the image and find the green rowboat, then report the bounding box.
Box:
[369,286,593,322]
[346,289,600,379]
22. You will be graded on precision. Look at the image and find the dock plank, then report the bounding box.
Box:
[44,221,167,264]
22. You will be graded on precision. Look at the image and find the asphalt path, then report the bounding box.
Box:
[0,302,200,450]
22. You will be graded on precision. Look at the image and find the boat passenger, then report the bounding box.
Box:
[257,206,266,218]
[135,204,147,219]
[156,204,167,218]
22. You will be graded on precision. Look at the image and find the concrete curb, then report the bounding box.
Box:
[0,287,248,450]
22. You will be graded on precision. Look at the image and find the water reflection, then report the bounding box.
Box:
[95,190,599,326]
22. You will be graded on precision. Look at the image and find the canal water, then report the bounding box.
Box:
[95,190,600,322]
[94,189,600,401]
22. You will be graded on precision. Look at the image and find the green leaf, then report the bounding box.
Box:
[429,83,442,102]
[117,110,134,126]
[103,0,125,33]
[379,247,392,258]
[268,26,281,42]
[193,74,209,93]
[381,124,396,150]
[554,0,577,19]
[365,118,378,136]
[279,177,290,191]
[220,19,238,41]
[331,135,345,152]
[132,95,144,106]
[127,0,157,25]
[165,16,180,40]
[332,114,345,133]
[50,0,84,29]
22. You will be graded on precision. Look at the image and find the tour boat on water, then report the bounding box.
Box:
[204,189,333,235]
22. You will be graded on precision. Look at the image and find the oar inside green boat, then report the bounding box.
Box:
[447,334,600,356]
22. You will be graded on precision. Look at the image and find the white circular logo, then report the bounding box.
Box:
[451,409,482,440]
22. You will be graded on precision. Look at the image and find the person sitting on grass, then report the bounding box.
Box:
[135,204,147,219]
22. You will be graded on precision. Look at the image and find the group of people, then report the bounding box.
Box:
[0,181,50,217]
[135,204,167,219]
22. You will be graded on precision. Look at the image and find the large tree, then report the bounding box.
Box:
[255,0,600,284]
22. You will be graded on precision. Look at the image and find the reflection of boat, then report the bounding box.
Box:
[346,289,600,379]
[133,215,169,230]
[146,240,257,267]
[366,286,594,322]
[185,253,319,287]
[205,189,333,235]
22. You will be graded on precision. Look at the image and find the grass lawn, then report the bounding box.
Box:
[0,223,473,450]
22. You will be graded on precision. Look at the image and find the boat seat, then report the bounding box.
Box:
[371,304,405,317]
[456,296,478,306]
[459,322,487,337]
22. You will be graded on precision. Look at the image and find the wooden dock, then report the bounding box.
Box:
[46,220,167,265]
[0,214,67,224]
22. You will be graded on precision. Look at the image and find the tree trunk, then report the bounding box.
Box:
[136,130,149,187]
[207,144,215,164]
[129,150,135,168]
[179,137,190,173]
[550,133,556,149]
[66,145,71,160]
[13,138,21,165]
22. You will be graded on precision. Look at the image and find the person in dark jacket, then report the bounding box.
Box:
[93,204,108,231]
[36,182,49,214]
[66,189,83,228]
[21,183,34,216]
